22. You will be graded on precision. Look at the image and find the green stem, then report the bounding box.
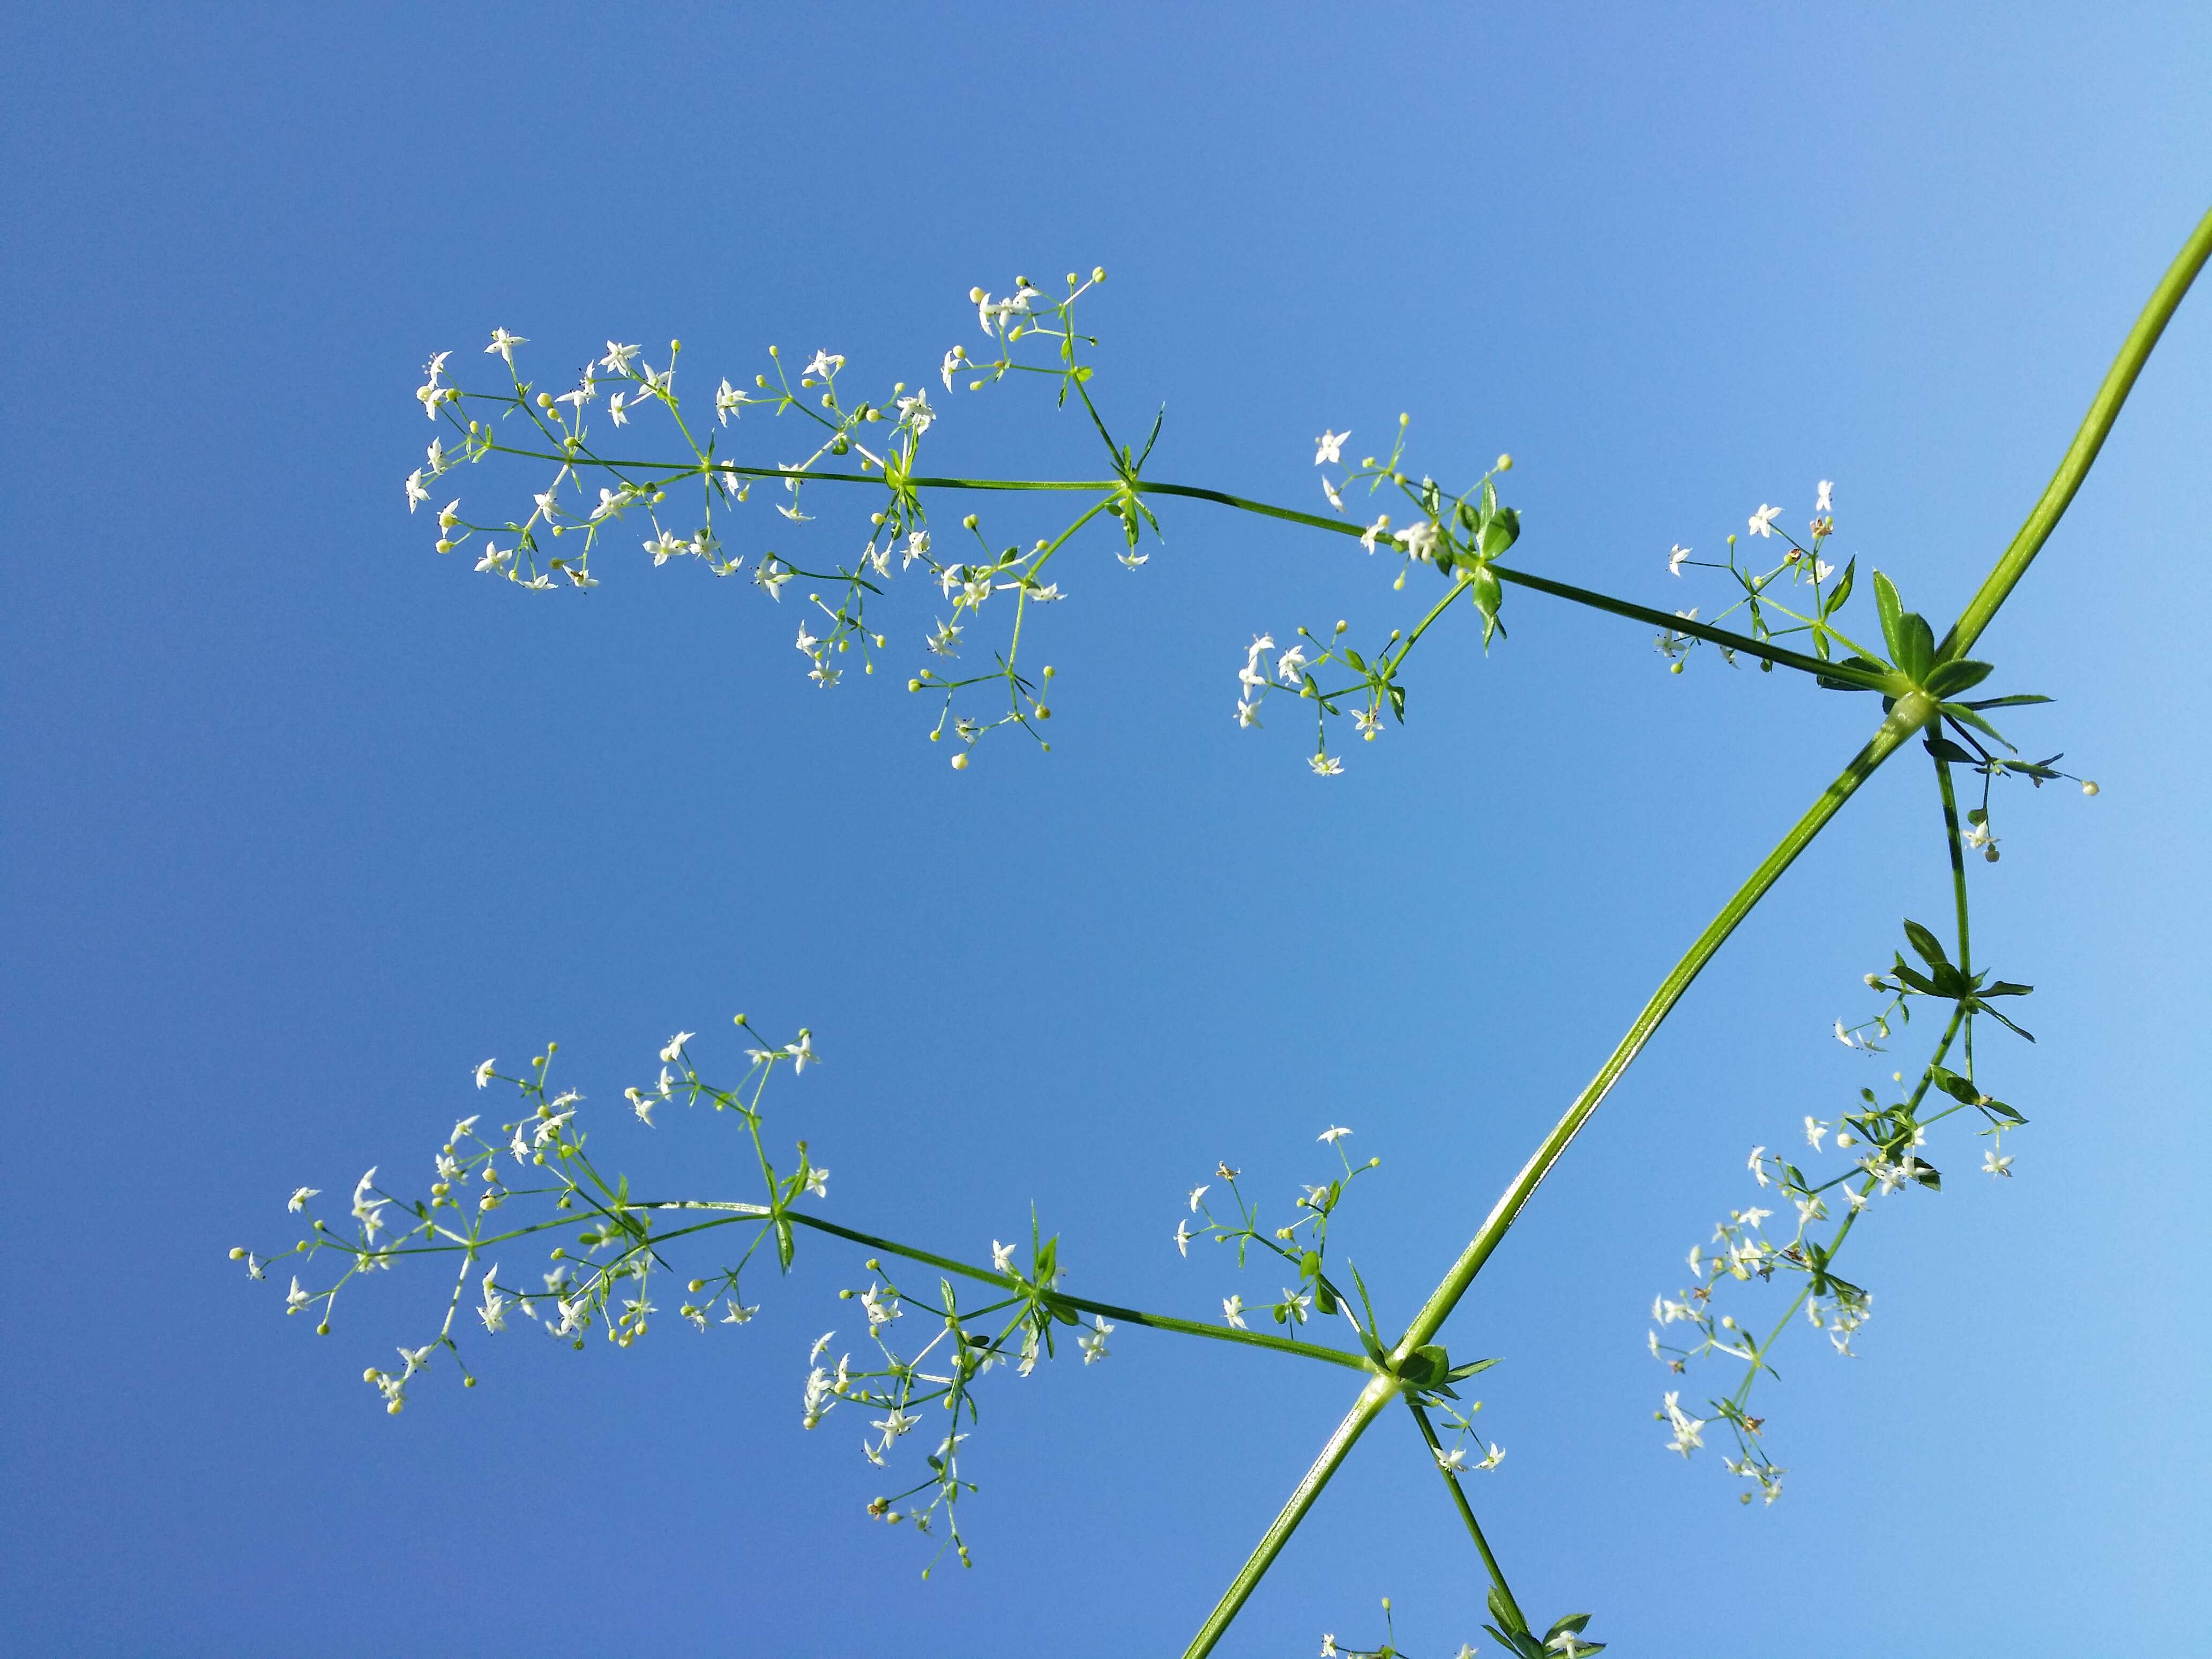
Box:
[1934,758,1972,975]
[1403,1397,1526,1633]
[649,1201,1374,1374]
[1943,204,2212,660]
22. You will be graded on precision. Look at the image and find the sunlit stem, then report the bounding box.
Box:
[1403,1396,1527,1633]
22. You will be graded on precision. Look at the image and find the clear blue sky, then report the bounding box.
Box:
[4,5,2207,1655]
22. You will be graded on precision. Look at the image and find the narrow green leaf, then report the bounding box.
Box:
[1824,557,1856,615]
[1902,918,1951,969]
[1924,735,1977,765]
[1923,659,1994,697]
[1873,570,1904,661]
[1895,612,1936,683]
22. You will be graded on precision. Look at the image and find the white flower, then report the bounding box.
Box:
[1747,1146,1769,1187]
[484,327,527,363]
[1435,1445,1469,1474]
[804,1166,829,1199]
[1815,479,1834,513]
[1748,503,1783,537]
[804,349,844,379]
[1805,1116,1828,1151]
[872,1407,920,1441]
[1320,476,1344,512]
[600,341,640,375]
[1309,753,1344,777]
[1223,1295,1247,1329]
[1235,698,1262,729]
[660,1032,693,1064]
[287,1186,319,1213]
[991,1239,1017,1275]
[1281,1287,1312,1324]
[1662,1391,1706,1456]
[351,1169,387,1240]
[479,1267,508,1332]
[722,1299,758,1324]
[1668,543,1691,576]
[1833,1019,1862,1050]
[1360,514,1392,554]
[405,470,429,511]
[902,529,931,569]
[1318,1125,1351,1144]
[1174,1220,1193,1257]
[1026,581,1063,603]
[860,1283,899,1327]
[895,390,935,433]
[474,544,510,573]
[474,1058,496,1089]
[1188,1184,1209,1212]
[940,346,965,390]
[1078,1316,1114,1363]
[1400,518,1439,563]
[608,392,629,426]
[1983,1147,2014,1178]
[633,1093,655,1126]
[1275,645,1308,686]
[1314,429,1350,466]
[284,1275,311,1313]
[787,1029,817,1073]
[1475,1443,1506,1471]
[1813,559,1835,582]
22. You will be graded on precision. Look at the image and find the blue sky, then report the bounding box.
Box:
[4,5,2208,1655]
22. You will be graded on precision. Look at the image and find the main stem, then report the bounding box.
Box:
[1186,204,2212,1653]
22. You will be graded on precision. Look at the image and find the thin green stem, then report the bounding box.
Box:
[1403,1397,1526,1633]
[1944,204,2212,660]
[649,1201,1374,1374]
[1934,757,1972,975]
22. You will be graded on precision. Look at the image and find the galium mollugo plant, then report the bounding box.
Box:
[241,208,2212,1656]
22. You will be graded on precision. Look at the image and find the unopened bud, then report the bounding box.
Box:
[2081,780,2099,796]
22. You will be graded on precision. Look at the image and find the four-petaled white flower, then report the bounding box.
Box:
[608,392,629,426]
[1077,1315,1114,1363]
[940,346,965,390]
[479,1266,508,1332]
[787,1029,817,1072]
[1662,1391,1706,1456]
[1321,476,1344,512]
[1318,1125,1352,1144]
[600,341,641,375]
[1983,1147,2013,1178]
[285,1276,312,1313]
[1747,1146,1769,1187]
[484,327,527,363]
[1174,1220,1193,1257]
[1833,1019,1862,1050]
[1275,646,1307,686]
[352,1168,387,1240]
[1360,514,1392,554]
[1314,429,1350,466]
[1805,1116,1828,1151]
[1188,1184,1209,1212]
[716,378,745,424]
[1309,753,1344,776]
[1400,518,1440,563]
[287,1186,319,1213]
[474,1058,496,1089]
[991,1239,1018,1275]
[1815,479,1834,513]
[1748,503,1783,537]
[1236,699,1262,728]
[405,470,429,511]
[1223,1295,1247,1329]
[660,1030,694,1063]
[804,1165,829,1199]
[1475,1442,1506,1471]
[896,390,934,433]
[722,1299,758,1324]
[1668,543,1691,576]
[804,349,845,380]
[1435,1444,1469,1473]
[1281,1287,1312,1324]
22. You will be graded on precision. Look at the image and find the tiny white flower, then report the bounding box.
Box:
[287,1186,319,1213]
[600,341,641,376]
[1435,1445,1468,1474]
[1321,477,1344,512]
[1235,698,1262,729]
[1668,543,1691,576]
[1813,558,1835,583]
[351,1169,387,1240]
[474,1058,496,1089]
[1078,1315,1114,1363]
[1748,504,1783,537]
[1983,1147,2013,1178]
[1805,1116,1828,1151]
[484,327,527,363]
[285,1276,312,1313]
[405,470,429,511]
[1400,518,1439,563]
[1281,1287,1312,1324]
[1475,1442,1506,1470]
[804,1166,829,1199]
[608,391,629,426]
[1174,1220,1193,1257]
[1815,479,1834,513]
[991,1239,1017,1275]
[804,349,844,380]
[721,1299,758,1324]
[1747,1146,1769,1187]
[1309,753,1344,776]
[940,346,965,390]
[660,1032,693,1064]
[1223,1295,1247,1329]
[1834,1020,1860,1050]
[474,543,510,573]
[1314,429,1350,466]
[1359,514,1392,554]
[1275,646,1307,686]
[809,1331,835,1363]
[1318,1126,1352,1144]
[1188,1185,1209,1212]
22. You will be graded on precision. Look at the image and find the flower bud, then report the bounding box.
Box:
[951,753,968,771]
[229,1247,246,1259]
[2081,780,2099,796]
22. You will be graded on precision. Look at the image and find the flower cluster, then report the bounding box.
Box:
[1657,482,1846,674]
[1648,920,2035,1505]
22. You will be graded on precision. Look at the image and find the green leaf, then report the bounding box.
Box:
[1895,612,1936,683]
[1923,659,1994,698]
[1823,557,1856,616]
[1445,1356,1499,1381]
[1944,703,2015,749]
[1314,1281,1339,1316]
[1479,506,1520,558]
[774,1218,795,1270]
[1980,980,2034,997]
[1924,735,1977,765]
[1468,562,1503,618]
[1873,571,1905,661]
[1928,1065,1980,1104]
[1911,1161,1942,1192]
[1963,693,2053,709]
[1902,919,1951,969]
[1982,1100,2028,1124]
[1299,1250,1322,1281]
[1340,647,1367,672]
[1546,1614,1594,1639]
